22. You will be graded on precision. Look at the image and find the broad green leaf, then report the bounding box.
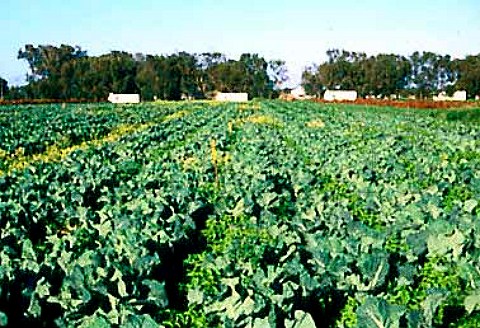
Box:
[464,199,478,213]
[252,317,270,328]
[77,314,111,328]
[123,314,158,328]
[142,280,168,308]
[285,311,316,328]
[357,297,404,328]
[465,292,480,314]
[187,288,204,305]
[117,279,128,298]
[423,292,448,324]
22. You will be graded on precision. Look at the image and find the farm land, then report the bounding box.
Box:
[0,100,479,327]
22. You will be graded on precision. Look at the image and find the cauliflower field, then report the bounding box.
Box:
[0,101,479,327]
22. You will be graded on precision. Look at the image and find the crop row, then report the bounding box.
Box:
[0,101,479,327]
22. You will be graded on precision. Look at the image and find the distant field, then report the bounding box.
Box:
[313,98,480,110]
[0,101,479,327]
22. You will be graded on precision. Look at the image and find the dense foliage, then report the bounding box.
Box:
[302,50,480,99]
[4,44,480,102]
[0,77,7,100]
[0,101,479,327]
[7,45,286,101]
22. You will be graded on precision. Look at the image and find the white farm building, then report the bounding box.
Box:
[108,93,141,104]
[324,90,358,102]
[433,90,467,101]
[214,92,249,102]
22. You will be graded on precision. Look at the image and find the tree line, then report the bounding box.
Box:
[302,49,480,99]
[1,44,479,101]
[1,44,288,101]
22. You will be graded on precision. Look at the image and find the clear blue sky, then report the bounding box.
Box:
[1,0,479,86]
